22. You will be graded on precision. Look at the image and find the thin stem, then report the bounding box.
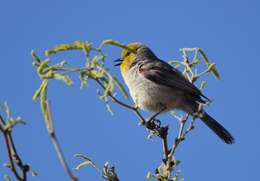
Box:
[55,67,86,75]
[95,78,171,180]
[0,115,5,132]
[45,101,78,181]
[95,79,146,124]
[169,113,189,159]
[9,134,23,166]
[162,137,169,163]
[147,107,166,123]
[51,132,77,181]
[7,134,28,180]
[0,114,28,181]
[95,79,135,110]
[185,118,196,135]
[4,133,23,180]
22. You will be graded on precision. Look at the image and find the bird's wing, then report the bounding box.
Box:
[138,59,209,102]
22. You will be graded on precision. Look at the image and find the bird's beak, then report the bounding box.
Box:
[114,58,123,66]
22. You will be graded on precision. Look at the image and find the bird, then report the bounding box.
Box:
[114,42,234,144]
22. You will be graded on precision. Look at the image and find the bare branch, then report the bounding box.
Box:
[45,100,78,181]
[0,114,29,181]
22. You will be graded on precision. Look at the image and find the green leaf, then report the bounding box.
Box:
[45,41,92,56]
[101,39,136,53]
[146,172,156,179]
[198,49,221,80]
[31,50,41,64]
[53,73,73,86]
[42,61,67,74]
[104,79,114,98]
[92,55,101,65]
[41,100,53,134]
[5,117,26,130]
[38,59,51,75]
[36,81,54,134]
[32,79,48,101]
[89,70,105,79]
[74,153,91,160]
[74,154,99,171]
[74,160,94,170]
[200,80,206,90]
[79,71,88,88]
[105,101,114,116]
[4,162,11,169]
[112,76,128,99]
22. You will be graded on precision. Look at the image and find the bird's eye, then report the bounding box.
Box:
[129,61,138,69]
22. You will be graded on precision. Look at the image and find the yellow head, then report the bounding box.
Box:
[115,42,142,74]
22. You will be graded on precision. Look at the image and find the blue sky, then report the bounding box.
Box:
[0,0,259,180]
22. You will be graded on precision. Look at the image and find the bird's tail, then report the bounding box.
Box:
[200,112,234,144]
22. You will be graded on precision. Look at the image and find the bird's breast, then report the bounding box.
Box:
[122,68,181,112]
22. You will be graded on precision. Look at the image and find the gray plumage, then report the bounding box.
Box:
[120,45,234,144]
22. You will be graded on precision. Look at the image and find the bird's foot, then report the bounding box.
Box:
[145,117,161,130]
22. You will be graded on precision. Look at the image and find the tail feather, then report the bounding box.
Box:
[200,112,234,144]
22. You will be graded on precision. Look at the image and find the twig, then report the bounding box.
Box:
[0,115,5,131]
[3,131,22,180]
[95,78,173,180]
[168,114,189,161]
[0,114,29,181]
[95,79,146,124]
[102,163,120,181]
[162,134,169,163]
[45,100,78,181]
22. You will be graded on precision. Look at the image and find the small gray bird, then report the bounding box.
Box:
[115,42,234,144]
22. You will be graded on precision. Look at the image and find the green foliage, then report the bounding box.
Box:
[102,39,136,54]
[0,102,26,131]
[45,40,92,56]
[32,40,129,120]
[179,48,220,80]
[74,153,119,181]
[31,39,221,181]
[74,154,99,172]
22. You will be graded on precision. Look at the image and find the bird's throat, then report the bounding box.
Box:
[120,53,137,75]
